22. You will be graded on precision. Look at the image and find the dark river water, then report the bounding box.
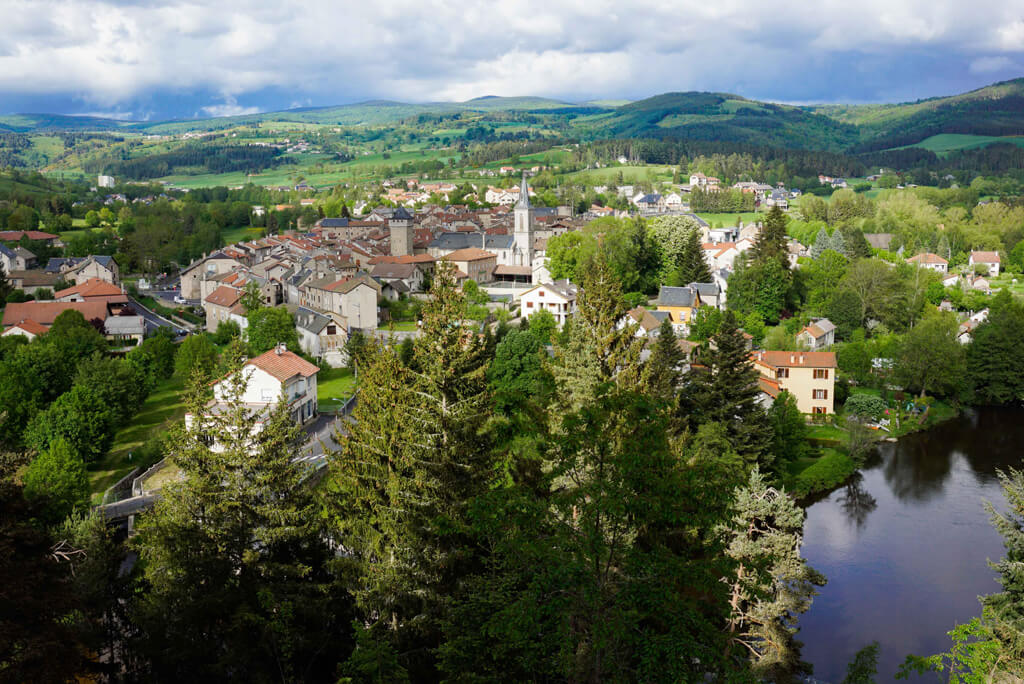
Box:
[798,407,1024,683]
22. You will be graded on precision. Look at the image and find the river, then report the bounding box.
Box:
[798,407,1024,682]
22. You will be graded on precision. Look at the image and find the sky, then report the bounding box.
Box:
[1,0,1023,121]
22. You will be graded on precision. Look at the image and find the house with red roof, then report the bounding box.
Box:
[969,251,1001,277]
[751,350,838,414]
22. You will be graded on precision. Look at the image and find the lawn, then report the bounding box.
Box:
[88,374,187,502]
[378,320,419,332]
[221,225,263,245]
[318,367,357,412]
[695,211,762,227]
[899,133,1024,157]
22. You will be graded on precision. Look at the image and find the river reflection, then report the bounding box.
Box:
[798,407,1024,683]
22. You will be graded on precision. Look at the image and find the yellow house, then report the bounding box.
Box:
[752,350,838,414]
[655,286,702,331]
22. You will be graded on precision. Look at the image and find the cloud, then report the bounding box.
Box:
[0,0,1022,118]
[970,56,1016,73]
[200,100,262,117]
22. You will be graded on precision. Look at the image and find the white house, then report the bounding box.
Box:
[969,251,1001,277]
[906,252,949,273]
[796,318,837,350]
[519,279,578,327]
[186,346,320,450]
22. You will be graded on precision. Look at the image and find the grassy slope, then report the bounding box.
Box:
[317,367,357,411]
[88,374,186,501]
[892,133,1024,157]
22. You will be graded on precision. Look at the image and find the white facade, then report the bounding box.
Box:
[519,282,576,327]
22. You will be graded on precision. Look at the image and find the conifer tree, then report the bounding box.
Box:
[810,227,830,259]
[720,468,826,679]
[752,205,790,270]
[674,227,712,285]
[681,310,772,467]
[550,250,643,409]
[642,317,686,403]
[133,346,352,681]
[328,260,493,677]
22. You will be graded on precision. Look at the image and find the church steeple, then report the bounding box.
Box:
[513,171,534,267]
[515,171,531,209]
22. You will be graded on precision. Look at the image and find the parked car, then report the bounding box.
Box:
[174,295,187,304]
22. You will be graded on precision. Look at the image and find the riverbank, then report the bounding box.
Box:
[784,390,960,498]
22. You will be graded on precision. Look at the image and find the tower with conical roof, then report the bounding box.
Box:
[513,172,534,267]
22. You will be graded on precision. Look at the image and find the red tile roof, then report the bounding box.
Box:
[0,230,59,241]
[752,351,838,369]
[55,278,122,299]
[2,301,109,328]
[5,319,48,335]
[970,251,1001,263]
[907,252,948,265]
[445,247,496,261]
[205,285,241,308]
[247,348,319,382]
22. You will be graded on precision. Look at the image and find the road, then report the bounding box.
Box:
[129,297,190,336]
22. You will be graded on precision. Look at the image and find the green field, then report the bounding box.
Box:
[88,374,187,501]
[695,211,762,227]
[897,134,1024,157]
[563,164,675,184]
[318,367,357,411]
[221,225,263,244]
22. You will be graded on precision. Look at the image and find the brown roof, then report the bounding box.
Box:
[493,265,532,276]
[326,275,380,294]
[907,252,948,265]
[2,301,108,328]
[758,377,781,398]
[247,348,319,382]
[370,262,419,279]
[7,270,59,287]
[5,319,48,335]
[626,306,660,332]
[971,251,1001,263]
[0,230,58,241]
[752,350,838,369]
[444,247,496,262]
[205,285,242,308]
[55,278,122,299]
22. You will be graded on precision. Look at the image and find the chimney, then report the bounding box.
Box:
[790,354,795,364]
[275,342,285,356]
[799,354,805,364]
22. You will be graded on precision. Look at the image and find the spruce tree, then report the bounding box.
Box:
[133,347,352,681]
[681,310,772,467]
[752,205,790,270]
[980,467,1024,676]
[642,317,686,403]
[550,250,643,409]
[720,468,826,679]
[675,227,712,285]
[810,227,830,259]
[328,261,493,677]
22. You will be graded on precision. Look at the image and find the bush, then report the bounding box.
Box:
[791,449,856,497]
[844,393,887,421]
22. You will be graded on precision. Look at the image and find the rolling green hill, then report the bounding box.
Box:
[811,78,1024,152]
[572,92,861,151]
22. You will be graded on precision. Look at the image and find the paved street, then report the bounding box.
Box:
[129,297,190,336]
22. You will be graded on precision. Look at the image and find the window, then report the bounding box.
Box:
[538,290,544,297]
[526,301,534,308]
[814,369,829,379]
[327,325,336,335]
[812,406,827,414]
[776,368,789,379]
[813,389,829,400]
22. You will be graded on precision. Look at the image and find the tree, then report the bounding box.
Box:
[22,438,90,521]
[24,384,121,462]
[132,350,353,681]
[212,319,241,345]
[768,391,810,472]
[174,333,219,382]
[246,306,298,354]
[127,329,177,383]
[838,259,900,329]
[84,210,100,228]
[728,257,792,324]
[842,642,880,683]
[690,304,723,341]
[844,394,887,421]
[240,280,264,312]
[647,214,702,282]
[326,261,493,677]
[720,468,826,679]
[0,472,89,682]
[526,308,557,345]
[896,311,965,398]
[489,328,553,415]
[641,318,685,402]
[968,290,1024,404]
[0,261,11,302]
[672,225,712,285]
[752,205,790,270]
[682,311,772,466]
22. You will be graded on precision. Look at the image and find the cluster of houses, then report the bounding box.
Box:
[905,250,1002,293]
